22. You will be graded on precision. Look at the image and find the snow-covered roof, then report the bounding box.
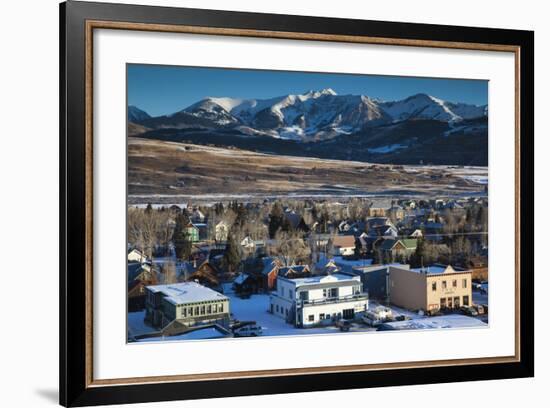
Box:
[288,273,360,288]
[379,314,486,330]
[147,282,228,305]
[409,265,469,275]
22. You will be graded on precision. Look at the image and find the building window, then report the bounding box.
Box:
[285,309,288,317]
[432,282,437,291]
[182,308,187,317]
[207,305,212,314]
[195,306,199,315]
[201,306,206,315]
[320,313,325,320]
[453,297,460,308]
[447,297,453,308]
[329,288,338,298]
[213,304,218,313]
[276,305,279,313]
[322,288,327,297]
[452,280,457,288]
[219,303,224,313]
[463,295,469,306]
[308,315,314,322]
[442,281,447,289]
[462,279,468,288]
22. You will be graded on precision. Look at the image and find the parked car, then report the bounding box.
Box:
[460,306,479,316]
[336,319,352,332]
[394,315,411,321]
[233,323,262,337]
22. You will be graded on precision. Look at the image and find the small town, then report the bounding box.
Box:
[127,196,489,342]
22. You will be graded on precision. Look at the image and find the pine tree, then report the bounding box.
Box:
[268,201,285,238]
[223,231,242,272]
[173,213,192,261]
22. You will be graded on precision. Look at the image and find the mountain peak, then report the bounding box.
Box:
[302,88,338,98]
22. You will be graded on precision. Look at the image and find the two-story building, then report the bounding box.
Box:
[389,264,472,312]
[270,273,368,327]
[145,282,230,330]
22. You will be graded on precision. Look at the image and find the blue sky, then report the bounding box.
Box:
[128,64,488,117]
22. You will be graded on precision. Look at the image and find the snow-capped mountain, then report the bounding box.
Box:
[173,89,486,141]
[128,90,488,165]
[380,93,486,123]
[128,105,151,122]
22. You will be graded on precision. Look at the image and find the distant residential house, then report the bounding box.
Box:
[145,282,230,330]
[191,208,205,223]
[314,259,340,275]
[215,220,229,242]
[367,207,386,217]
[368,219,398,238]
[389,264,473,312]
[338,220,352,233]
[232,273,258,294]
[240,236,256,253]
[185,223,200,242]
[278,265,311,280]
[128,248,147,263]
[127,261,157,312]
[258,257,282,291]
[331,235,356,256]
[270,274,368,327]
[284,211,310,233]
[379,238,418,261]
[187,260,221,288]
[387,205,405,221]
[409,229,423,238]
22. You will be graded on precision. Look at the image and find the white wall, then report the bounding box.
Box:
[0,0,547,407]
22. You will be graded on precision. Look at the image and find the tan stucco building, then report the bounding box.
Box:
[389,264,472,312]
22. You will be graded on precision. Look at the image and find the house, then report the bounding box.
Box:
[409,229,423,238]
[128,248,147,263]
[331,235,356,256]
[186,260,221,288]
[379,238,417,261]
[145,282,230,330]
[128,261,158,311]
[232,273,258,294]
[278,265,311,279]
[185,223,200,242]
[270,274,368,327]
[389,264,473,312]
[190,208,205,223]
[193,223,208,240]
[367,207,386,217]
[240,236,256,250]
[258,257,282,291]
[215,220,229,242]
[284,211,310,233]
[387,205,405,221]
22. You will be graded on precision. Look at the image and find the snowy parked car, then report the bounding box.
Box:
[232,323,263,337]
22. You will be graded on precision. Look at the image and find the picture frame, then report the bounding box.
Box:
[60,1,534,406]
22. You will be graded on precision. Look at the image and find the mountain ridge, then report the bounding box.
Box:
[127,89,488,166]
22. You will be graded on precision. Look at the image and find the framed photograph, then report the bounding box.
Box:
[60,1,534,406]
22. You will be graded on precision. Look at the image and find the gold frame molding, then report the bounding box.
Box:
[84,20,521,388]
